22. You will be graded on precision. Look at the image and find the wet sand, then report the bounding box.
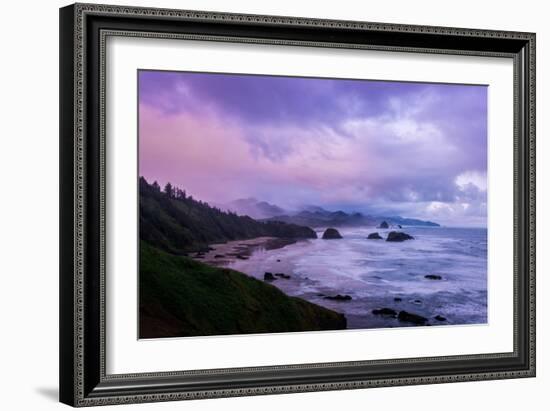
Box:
[191,237,297,266]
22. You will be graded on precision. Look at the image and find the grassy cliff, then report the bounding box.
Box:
[140,241,346,338]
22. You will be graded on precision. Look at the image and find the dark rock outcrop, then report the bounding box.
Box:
[263,220,318,239]
[367,232,383,240]
[322,228,343,239]
[275,273,291,279]
[394,297,403,302]
[372,308,397,317]
[386,231,414,242]
[425,274,442,280]
[214,254,225,258]
[264,272,276,281]
[236,255,249,260]
[398,311,428,325]
[324,294,352,301]
[434,315,447,321]
[378,221,389,229]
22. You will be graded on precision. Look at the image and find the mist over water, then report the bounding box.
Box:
[224,226,487,329]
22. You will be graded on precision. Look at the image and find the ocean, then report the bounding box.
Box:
[222,226,487,329]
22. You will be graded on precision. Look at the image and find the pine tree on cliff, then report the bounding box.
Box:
[164,182,174,198]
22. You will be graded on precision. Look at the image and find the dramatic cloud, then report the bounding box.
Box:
[139,70,487,226]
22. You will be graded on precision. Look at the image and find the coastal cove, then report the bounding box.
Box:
[138,178,487,338]
[196,226,488,330]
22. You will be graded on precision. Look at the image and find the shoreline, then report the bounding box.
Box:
[189,226,487,329]
[191,236,300,266]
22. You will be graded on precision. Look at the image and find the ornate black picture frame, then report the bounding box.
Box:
[59,3,535,407]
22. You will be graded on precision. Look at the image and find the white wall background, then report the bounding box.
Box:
[0,0,545,409]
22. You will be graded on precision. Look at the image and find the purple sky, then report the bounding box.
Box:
[139,70,487,226]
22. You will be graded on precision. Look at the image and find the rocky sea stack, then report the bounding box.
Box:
[372,308,397,317]
[386,231,414,242]
[378,221,389,229]
[367,232,383,240]
[397,311,428,325]
[322,228,343,239]
[264,272,276,281]
[324,294,352,301]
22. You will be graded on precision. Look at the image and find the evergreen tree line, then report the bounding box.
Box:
[139,177,316,254]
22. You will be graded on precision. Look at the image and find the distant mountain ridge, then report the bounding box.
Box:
[223,199,439,228]
[265,209,376,228]
[262,207,439,228]
[221,198,287,219]
[384,215,440,227]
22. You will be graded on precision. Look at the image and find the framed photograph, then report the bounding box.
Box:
[59,3,536,407]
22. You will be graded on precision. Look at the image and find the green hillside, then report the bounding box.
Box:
[139,177,317,254]
[139,241,346,338]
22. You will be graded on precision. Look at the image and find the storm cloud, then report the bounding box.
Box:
[139,70,487,226]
